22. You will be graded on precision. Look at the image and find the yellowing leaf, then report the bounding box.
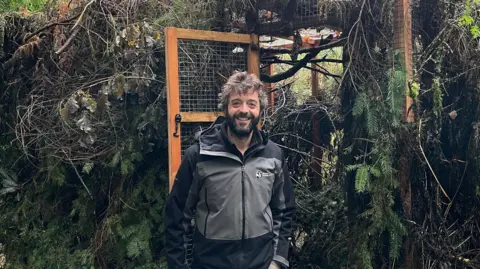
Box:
[60,106,69,121]
[128,40,135,46]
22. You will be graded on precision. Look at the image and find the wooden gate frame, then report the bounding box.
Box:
[165,27,260,191]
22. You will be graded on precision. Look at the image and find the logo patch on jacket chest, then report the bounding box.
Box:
[255,170,274,179]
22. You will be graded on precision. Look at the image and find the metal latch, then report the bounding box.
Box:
[173,114,182,137]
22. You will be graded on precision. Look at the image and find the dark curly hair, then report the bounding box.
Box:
[218,71,268,112]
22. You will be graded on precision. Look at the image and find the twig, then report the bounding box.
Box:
[24,14,81,42]
[72,0,95,30]
[66,150,93,200]
[443,158,468,219]
[274,57,342,78]
[418,119,451,201]
[260,37,347,55]
[55,26,81,54]
[119,198,137,211]
[261,56,345,65]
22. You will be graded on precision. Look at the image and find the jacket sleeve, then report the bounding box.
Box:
[164,145,200,269]
[270,153,296,268]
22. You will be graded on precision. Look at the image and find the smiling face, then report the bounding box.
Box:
[225,89,261,138]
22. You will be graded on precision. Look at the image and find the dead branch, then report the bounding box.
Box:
[260,37,346,55]
[55,26,81,54]
[24,14,81,42]
[260,38,346,83]
[418,118,451,202]
[262,55,345,65]
[271,57,342,79]
[66,150,93,200]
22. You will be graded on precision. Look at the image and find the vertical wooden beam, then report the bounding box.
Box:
[311,59,320,100]
[165,27,181,192]
[267,62,275,111]
[394,0,414,268]
[394,0,414,122]
[248,34,260,77]
[311,56,323,189]
[249,34,263,130]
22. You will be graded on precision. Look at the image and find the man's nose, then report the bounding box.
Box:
[239,103,249,112]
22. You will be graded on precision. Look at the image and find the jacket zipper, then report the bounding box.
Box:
[241,164,246,240]
[204,188,210,236]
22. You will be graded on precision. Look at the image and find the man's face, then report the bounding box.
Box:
[226,89,261,138]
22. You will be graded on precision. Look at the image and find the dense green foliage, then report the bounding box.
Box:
[0,2,171,267]
[0,0,46,12]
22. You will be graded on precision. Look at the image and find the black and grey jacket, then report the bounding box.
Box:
[164,120,296,269]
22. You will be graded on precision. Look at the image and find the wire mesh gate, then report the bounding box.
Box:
[165,27,260,191]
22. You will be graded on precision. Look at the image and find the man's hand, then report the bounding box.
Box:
[269,261,281,269]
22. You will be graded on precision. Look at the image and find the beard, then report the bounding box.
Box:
[226,111,260,138]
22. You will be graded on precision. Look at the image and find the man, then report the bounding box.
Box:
[164,71,296,269]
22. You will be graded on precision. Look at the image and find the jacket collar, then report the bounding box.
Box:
[197,117,268,160]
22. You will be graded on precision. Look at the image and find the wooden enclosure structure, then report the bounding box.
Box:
[165,27,260,190]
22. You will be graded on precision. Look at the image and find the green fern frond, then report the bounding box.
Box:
[370,167,381,177]
[109,151,121,167]
[355,166,371,192]
[386,67,406,126]
[345,163,365,172]
[352,92,368,117]
[0,168,19,195]
[388,229,401,259]
[366,109,378,136]
[120,160,135,176]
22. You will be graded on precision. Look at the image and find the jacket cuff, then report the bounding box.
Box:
[273,255,289,268]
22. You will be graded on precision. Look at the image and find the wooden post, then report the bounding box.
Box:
[165,27,181,192]
[267,62,275,112]
[311,56,323,189]
[248,34,260,76]
[394,0,414,268]
[394,0,414,122]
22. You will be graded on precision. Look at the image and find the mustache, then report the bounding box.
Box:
[234,112,253,119]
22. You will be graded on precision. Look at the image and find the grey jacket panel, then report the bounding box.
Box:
[195,158,244,240]
[195,155,281,240]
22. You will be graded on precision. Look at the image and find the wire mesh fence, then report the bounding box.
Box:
[178,39,250,112]
[411,0,422,69]
[295,0,322,25]
[180,122,214,157]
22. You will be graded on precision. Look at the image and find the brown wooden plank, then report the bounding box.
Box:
[181,112,224,122]
[248,34,260,77]
[176,28,251,43]
[267,62,275,112]
[165,27,181,192]
[247,34,261,129]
